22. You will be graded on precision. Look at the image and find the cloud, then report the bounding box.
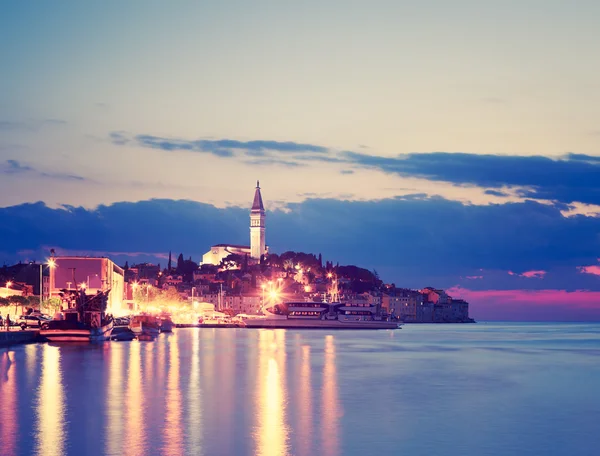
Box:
[578,263,600,276]
[0,118,66,131]
[520,270,547,279]
[1,196,598,291]
[1,159,87,181]
[508,270,547,279]
[484,189,509,197]
[448,286,600,321]
[112,132,329,158]
[341,151,600,206]
[245,158,305,168]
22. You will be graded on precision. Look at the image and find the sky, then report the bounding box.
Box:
[1,1,600,320]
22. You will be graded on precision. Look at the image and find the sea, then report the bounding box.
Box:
[1,323,599,456]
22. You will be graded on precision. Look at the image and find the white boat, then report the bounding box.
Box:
[40,289,114,342]
[243,301,400,330]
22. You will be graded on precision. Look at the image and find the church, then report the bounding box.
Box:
[200,181,267,266]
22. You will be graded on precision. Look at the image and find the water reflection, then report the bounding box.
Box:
[35,345,66,456]
[297,345,313,456]
[125,342,145,454]
[322,335,340,456]
[188,328,203,454]
[255,330,290,456]
[163,334,183,455]
[1,350,17,456]
[106,344,124,455]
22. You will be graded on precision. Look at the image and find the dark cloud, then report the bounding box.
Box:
[340,169,354,174]
[342,151,600,205]
[484,189,509,197]
[1,159,86,181]
[1,197,598,292]
[112,132,328,158]
[0,118,66,131]
[245,158,305,168]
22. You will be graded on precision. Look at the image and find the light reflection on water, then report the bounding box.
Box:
[1,350,17,455]
[125,341,145,455]
[35,345,65,456]
[0,323,599,456]
[255,330,289,456]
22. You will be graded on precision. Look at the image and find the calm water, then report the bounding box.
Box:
[1,323,599,456]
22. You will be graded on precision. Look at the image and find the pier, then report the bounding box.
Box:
[0,329,40,347]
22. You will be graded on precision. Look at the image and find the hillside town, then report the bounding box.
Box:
[0,183,473,324]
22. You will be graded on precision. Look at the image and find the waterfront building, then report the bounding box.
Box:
[49,256,125,315]
[201,182,267,265]
[383,289,424,322]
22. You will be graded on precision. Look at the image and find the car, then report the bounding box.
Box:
[18,315,52,330]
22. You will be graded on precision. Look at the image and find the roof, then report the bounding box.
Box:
[251,181,265,212]
[212,244,250,250]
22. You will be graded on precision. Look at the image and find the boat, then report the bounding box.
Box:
[243,301,400,329]
[159,313,174,333]
[111,325,136,341]
[40,289,114,342]
[129,314,161,340]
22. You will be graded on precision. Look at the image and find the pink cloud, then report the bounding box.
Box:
[465,275,483,280]
[520,270,546,279]
[447,286,600,321]
[507,270,546,278]
[578,265,600,276]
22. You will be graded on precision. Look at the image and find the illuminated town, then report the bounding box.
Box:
[1,181,472,340]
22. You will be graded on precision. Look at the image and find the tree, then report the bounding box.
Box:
[318,253,323,268]
[8,295,27,314]
[0,297,9,308]
[177,253,184,273]
[168,251,172,271]
[45,297,63,314]
[161,287,183,306]
[124,261,129,271]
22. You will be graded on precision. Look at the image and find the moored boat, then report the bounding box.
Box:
[130,314,160,340]
[243,301,399,330]
[40,289,114,342]
[159,313,174,333]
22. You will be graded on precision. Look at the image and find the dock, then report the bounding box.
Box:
[0,329,40,347]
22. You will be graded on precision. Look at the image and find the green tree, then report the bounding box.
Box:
[45,297,63,314]
[161,287,182,306]
[133,285,161,308]
[8,295,27,314]
[0,297,9,308]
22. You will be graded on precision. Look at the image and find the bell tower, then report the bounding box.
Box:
[250,180,266,260]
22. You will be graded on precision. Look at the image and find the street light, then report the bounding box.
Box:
[39,259,56,311]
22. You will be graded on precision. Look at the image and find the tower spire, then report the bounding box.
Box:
[251,181,265,212]
[250,181,266,260]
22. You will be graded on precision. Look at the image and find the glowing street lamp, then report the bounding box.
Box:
[40,259,56,310]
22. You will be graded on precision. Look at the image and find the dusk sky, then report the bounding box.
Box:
[1,1,600,320]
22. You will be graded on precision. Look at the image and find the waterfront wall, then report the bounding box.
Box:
[0,330,39,347]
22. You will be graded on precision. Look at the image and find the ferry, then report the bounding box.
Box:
[40,289,114,342]
[243,301,400,330]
